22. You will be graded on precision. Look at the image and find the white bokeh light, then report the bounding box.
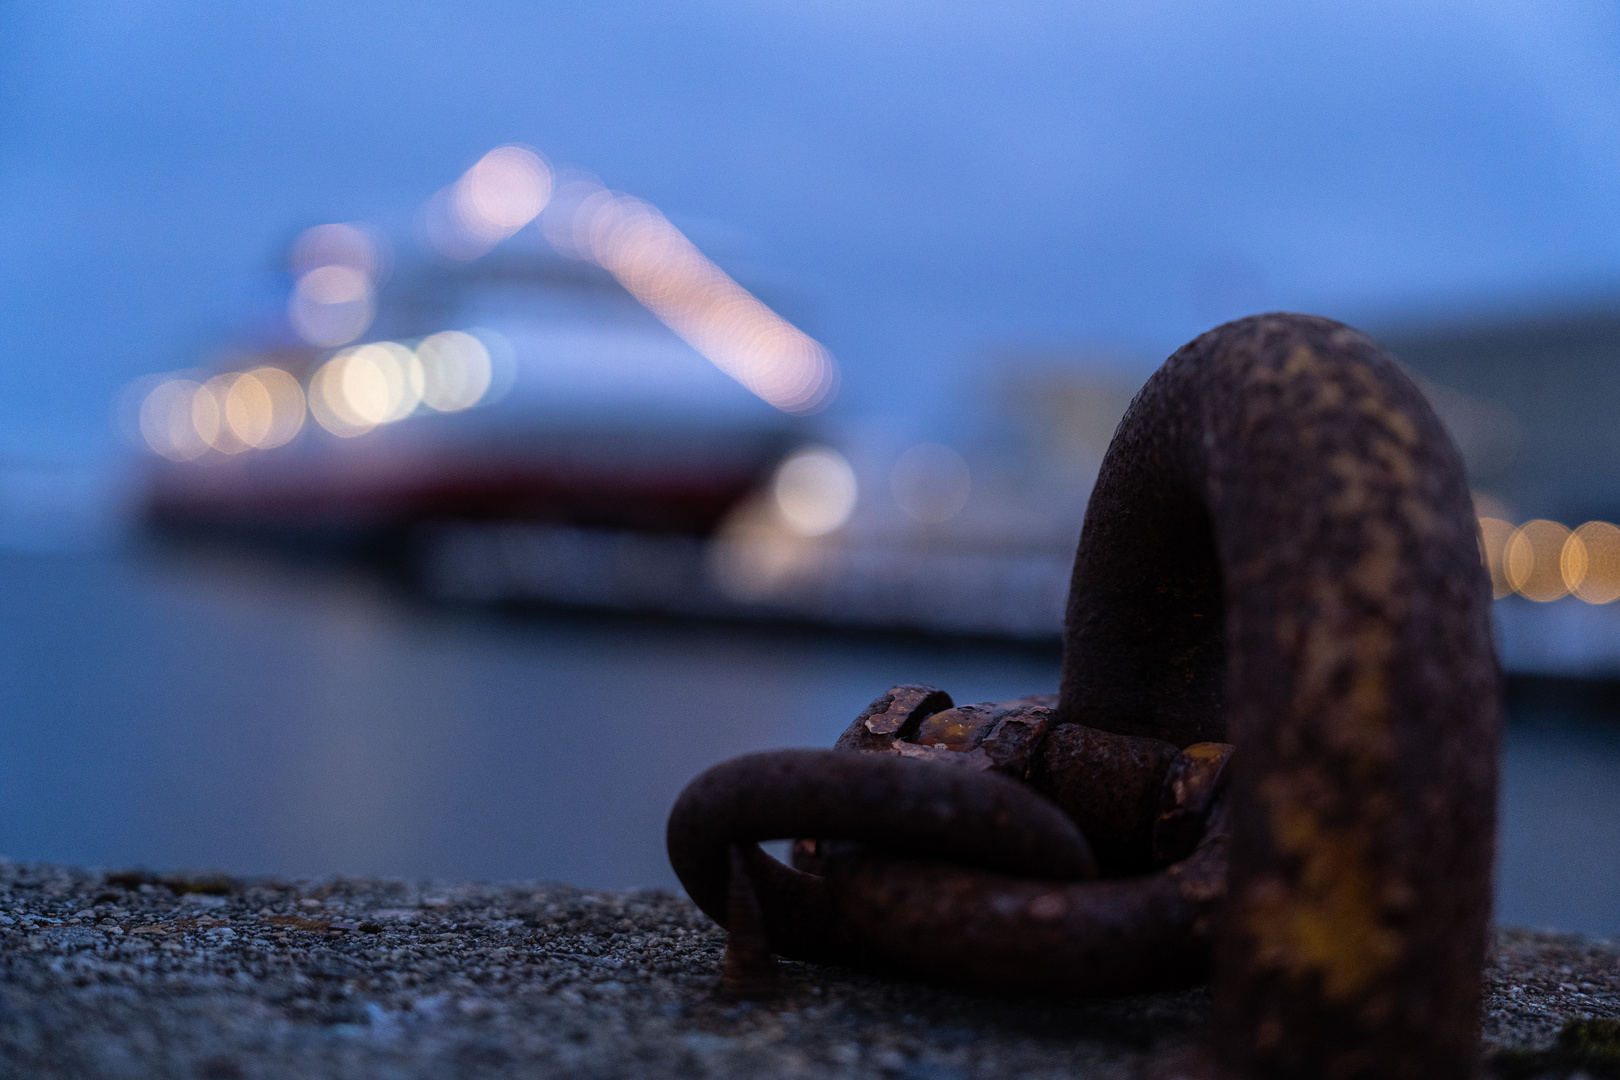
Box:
[772,446,858,537]
[416,331,493,412]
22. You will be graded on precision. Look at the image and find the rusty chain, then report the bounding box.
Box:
[666,313,1500,1080]
[668,689,1233,994]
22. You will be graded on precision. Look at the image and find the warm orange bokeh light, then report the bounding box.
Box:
[1506,519,1573,602]
[1566,521,1620,604]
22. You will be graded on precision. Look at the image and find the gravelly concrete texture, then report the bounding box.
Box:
[0,861,1614,1079]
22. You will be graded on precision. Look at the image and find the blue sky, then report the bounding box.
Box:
[3,0,1619,461]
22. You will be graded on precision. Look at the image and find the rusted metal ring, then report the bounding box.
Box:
[822,800,1228,996]
[1060,313,1499,1078]
[666,748,1097,963]
[790,736,1235,995]
[665,313,1501,1079]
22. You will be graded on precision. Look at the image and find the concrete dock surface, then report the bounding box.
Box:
[0,861,1614,1079]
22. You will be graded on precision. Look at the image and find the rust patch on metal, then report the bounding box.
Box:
[978,704,1053,780]
[834,684,953,753]
[912,703,1001,751]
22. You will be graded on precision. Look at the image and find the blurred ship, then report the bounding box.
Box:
[139,246,802,561]
[420,359,1141,640]
[135,147,830,563]
[128,144,1620,668]
[128,147,1114,641]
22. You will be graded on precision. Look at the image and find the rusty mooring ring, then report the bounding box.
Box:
[666,313,1500,1080]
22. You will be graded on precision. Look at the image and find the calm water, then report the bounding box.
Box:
[0,549,1614,934]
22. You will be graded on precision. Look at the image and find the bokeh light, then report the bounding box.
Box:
[421,155,836,412]
[1507,519,1573,603]
[139,378,211,461]
[222,373,274,447]
[287,223,384,348]
[308,343,421,436]
[1566,522,1620,605]
[1478,515,1620,604]
[428,145,553,260]
[890,443,972,524]
[297,265,369,305]
[541,180,838,414]
[200,375,248,454]
[227,367,305,449]
[358,342,424,424]
[455,145,552,240]
[138,369,308,459]
[773,447,857,537]
[308,357,372,438]
[288,222,386,280]
[315,342,423,432]
[416,331,493,412]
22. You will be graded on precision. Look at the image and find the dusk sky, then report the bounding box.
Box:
[3,1,1619,463]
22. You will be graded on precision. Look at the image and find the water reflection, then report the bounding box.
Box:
[0,549,1057,889]
[0,549,1613,935]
